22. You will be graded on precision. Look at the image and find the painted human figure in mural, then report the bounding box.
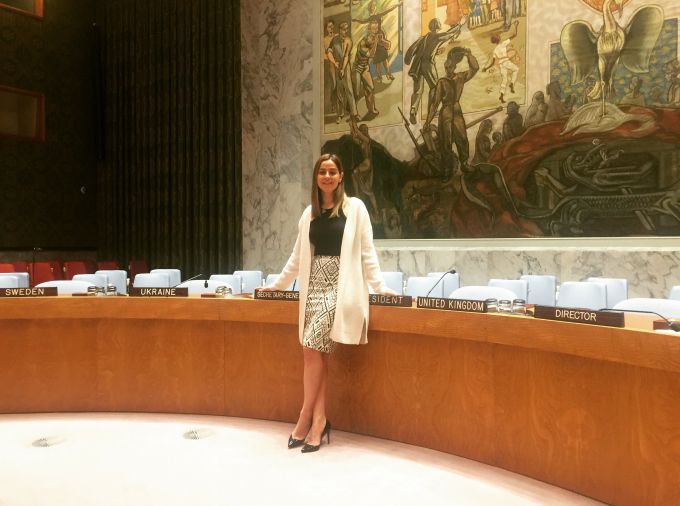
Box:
[424,46,479,179]
[324,20,337,113]
[502,101,525,140]
[482,19,519,104]
[349,117,380,221]
[472,119,493,165]
[352,34,380,117]
[351,0,402,82]
[620,76,646,106]
[524,91,547,128]
[404,17,466,125]
[665,59,680,106]
[545,80,575,121]
[327,22,359,123]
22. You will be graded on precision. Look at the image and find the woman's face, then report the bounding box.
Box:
[317,159,342,197]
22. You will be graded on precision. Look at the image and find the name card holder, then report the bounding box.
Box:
[129,287,189,297]
[0,287,58,297]
[533,305,625,327]
[369,294,412,307]
[254,290,300,301]
[417,297,487,313]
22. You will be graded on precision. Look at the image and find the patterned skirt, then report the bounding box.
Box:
[302,255,340,354]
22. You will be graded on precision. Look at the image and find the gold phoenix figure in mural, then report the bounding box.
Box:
[560,0,664,117]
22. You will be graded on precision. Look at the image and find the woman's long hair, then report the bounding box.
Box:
[311,153,346,219]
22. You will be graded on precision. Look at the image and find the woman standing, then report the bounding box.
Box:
[261,153,397,453]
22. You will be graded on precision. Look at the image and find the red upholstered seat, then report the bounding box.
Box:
[98,260,120,270]
[11,261,29,273]
[128,259,149,281]
[62,261,93,280]
[30,261,63,286]
[0,263,15,273]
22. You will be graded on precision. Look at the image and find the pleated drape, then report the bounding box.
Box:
[97,0,241,276]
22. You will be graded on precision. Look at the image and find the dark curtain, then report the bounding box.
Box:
[97,0,241,276]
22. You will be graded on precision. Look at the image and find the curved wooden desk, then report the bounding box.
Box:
[1,297,679,505]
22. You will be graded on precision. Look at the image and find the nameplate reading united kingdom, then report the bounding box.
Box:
[254,290,299,301]
[533,306,624,328]
[0,287,58,297]
[369,294,412,307]
[417,296,487,313]
[129,287,189,297]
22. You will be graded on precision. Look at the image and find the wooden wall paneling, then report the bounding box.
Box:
[96,319,225,415]
[0,320,98,412]
[492,346,629,505]
[222,321,302,422]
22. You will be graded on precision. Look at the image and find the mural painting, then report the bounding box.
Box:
[321,0,680,239]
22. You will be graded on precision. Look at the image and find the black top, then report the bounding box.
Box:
[309,208,346,256]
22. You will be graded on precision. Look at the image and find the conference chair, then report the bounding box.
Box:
[0,276,19,288]
[405,276,442,297]
[30,261,63,286]
[210,274,243,292]
[0,263,14,273]
[556,281,607,310]
[150,269,181,287]
[11,260,29,273]
[73,273,108,288]
[368,271,404,295]
[176,279,234,295]
[428,272,459,297]
[35,280,95,294]
[586,277,628,308]
[96,269,128,294]
[128,259,149,281]
[613,298,680,320]
[670,286,680,301]
[488,279,528,300]
[233,270,263,294]
[448,286,518,301]
[62,261,93,280]
[97,260,120,270]
[264,274,295,291]
[133,272,171,288]
[520,275,557,306]
[0,272,29,288]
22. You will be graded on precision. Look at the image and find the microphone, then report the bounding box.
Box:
[292,279,298,291]
[171,273,203,288]
[31,247,42,286]
[426,268,457,298]
[598,308,680,332]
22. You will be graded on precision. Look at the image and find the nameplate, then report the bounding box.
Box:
[417,297,487,313]
[533,306,625,327]
[254,290,299,301]
[369,294,412,307]
[0,287,58,297]
[129,287,188,297]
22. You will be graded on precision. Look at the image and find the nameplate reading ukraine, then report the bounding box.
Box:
[533,306,624,327]
[254,290,299,301]
[129,287,188,297]
[0,287,58,297]
[417,296,487,313]
[369,294,412,307]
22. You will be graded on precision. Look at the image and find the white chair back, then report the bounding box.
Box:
[73,273,108,288]
[96,269,127,294]
[150,269,181,287]
[406,276,442,297]
[0,272,29,288]
[670,286,680,300]
[264,274,295,291]
[0,275,19,288]
[233,270,263,294]
[613,298,680,320]
[557,281,607,310]
[176,279,233,295]
[35,280,95,294]
[520,275,556,306]
[586,277,628,308]
[428,272,460,298]
[448,286,518,301]
[133,273,171,288]
[211,274,244,292]
[488,279,528,300]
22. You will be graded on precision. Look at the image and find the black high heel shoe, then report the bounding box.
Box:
[288,433,306,449]
[301,420,331,453]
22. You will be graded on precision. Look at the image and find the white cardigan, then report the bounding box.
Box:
[269,197,387,345]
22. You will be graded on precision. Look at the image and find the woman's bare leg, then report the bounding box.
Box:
[306,353,329,445]
[291,347,325,439]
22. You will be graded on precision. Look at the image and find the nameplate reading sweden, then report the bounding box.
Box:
[254,290,300,301]
[417,297,487,313]
[0,287,58,297]
[129,287,189,297]
[533,306,625,327]
[369,294,412,307]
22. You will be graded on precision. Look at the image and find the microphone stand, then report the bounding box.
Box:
[31,247,42,287]
[425,268,457,298]
[598,308,680,332]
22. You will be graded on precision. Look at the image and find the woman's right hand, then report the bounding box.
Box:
[257,286,276,292]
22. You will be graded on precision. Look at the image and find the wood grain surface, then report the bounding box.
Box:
[1,296,679,505]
